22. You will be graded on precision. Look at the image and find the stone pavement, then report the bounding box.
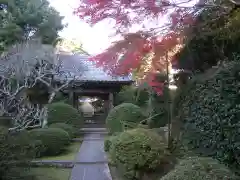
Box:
[70,128,112,180]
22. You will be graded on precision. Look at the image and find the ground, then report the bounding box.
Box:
[32,167,71,180]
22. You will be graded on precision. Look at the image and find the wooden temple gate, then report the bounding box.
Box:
[63,80,133,128]
[57,52,134,128]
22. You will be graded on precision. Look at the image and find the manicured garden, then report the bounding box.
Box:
[105,64,240,180]
[0,101,84,180]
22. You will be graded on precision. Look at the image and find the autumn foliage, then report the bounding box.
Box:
[74,0,196,94]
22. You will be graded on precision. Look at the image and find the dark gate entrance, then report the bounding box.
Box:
[63,81,132,128]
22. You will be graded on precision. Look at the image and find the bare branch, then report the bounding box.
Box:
[0,40,77,132]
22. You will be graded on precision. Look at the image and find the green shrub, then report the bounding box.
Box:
[109,128,169,179]
[160,157,237,180]
[106,103,145,134]
[176,61,240,173]
[104,135,117,152]
[0,127,38,180]
[29,128,70,156]
[114,86,149,107]
[49,123,78,139]
[47,102,83,128]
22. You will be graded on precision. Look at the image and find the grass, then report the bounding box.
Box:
[31,167,71,180]
[38,141,82,161]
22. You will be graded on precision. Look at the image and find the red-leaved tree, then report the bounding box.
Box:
[74,0,198,94]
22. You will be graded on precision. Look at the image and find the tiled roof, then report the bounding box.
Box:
[57,52,133,82]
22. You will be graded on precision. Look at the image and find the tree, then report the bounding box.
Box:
[74,0,237,88]
[0,40,75,132]
[0,0,64,51]
[174,3,240,72]
[75,1,195,75]
[57,38,90,54]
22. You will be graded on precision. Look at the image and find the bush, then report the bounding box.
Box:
[106,103,145,134]
[160,157,237,180]
[47,102,83,128]
[109,128,169,179]
[114,86,149,107]
[176,61,240,173]
[104,135,117,152]
[29,127,70,156]
[0,127,38,180]
[49,123,78,139]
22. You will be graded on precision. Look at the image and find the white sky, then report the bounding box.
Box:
[48,0,117,55]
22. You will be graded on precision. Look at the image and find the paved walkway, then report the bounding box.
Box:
[70,128,112,180]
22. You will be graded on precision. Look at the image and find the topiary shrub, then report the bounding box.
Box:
[0,127,38,180]
[160,157,237,180]
[49,123,78,139]
[29,127,70,156]
[106,103,145,134]
[109,128,169,179]
[176,61,240,173]
[104,135,117,152]
[47,102,83,128]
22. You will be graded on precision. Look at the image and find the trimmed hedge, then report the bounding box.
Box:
[176,61,240,173]
[29,127,70,156]
[109,128,169,179]
[106,103,145,134]
[0,127,38,180]
[160,157,237,180]
[47,102,83,128]
[49,123,78,139]
[104,135,117,152]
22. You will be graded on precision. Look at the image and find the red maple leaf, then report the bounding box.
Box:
[74,0,196,94]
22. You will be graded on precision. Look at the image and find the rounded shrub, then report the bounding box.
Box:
[160,157,237,180]
[109,128,169,179]
[29,127,70,156]
[106,103,145,134]
[49,123,78,139]
[47,102,83,128]
[0,127,38,180]
[176,61,240,173]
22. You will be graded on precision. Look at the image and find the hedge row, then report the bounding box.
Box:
[105,128,237,180]
[175,60,240,173]
[160,157,237,180]
[0,127,38,180]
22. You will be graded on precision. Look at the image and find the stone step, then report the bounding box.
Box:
[78,132,108,135]
[73,138,105,141]
[81,128,107,131]
[78,128,108,135]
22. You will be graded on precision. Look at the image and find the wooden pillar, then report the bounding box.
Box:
[108,92,114,110]
[68,91,74,106]
[74,93,79,109]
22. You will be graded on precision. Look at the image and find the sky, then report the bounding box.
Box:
[48,0,117,55]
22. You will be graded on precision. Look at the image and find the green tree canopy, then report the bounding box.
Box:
[175,1,240,72]
[0,0,64,51]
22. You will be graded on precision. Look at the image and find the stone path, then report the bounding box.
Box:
[70,128,112,180]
